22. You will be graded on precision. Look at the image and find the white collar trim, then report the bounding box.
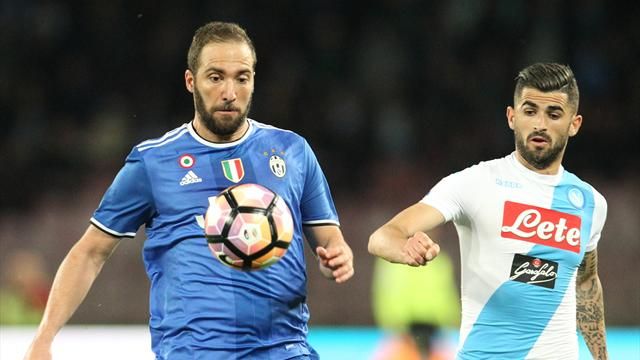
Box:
[188,119,254,148]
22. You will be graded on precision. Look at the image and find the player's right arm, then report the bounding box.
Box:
[24,225,121,360]
[368,202,446,266]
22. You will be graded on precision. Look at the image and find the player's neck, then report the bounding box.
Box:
[514,151,563,175]
[192,117,249,143]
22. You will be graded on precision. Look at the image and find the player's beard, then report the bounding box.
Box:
[514,129,567,170]
[194,85,252,138]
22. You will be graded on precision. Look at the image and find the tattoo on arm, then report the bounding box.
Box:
[576,250,608,359]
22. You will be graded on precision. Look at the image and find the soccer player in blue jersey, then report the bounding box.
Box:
[369,63,608,359]
[25,21,354,360]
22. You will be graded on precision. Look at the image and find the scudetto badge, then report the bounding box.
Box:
[269,155,286,178]
[221,158,244,183]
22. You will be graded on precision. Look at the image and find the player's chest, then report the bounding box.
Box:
[472,177,591,261]
[148,149,303,212]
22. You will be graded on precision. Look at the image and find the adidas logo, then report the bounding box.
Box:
[180,170,203,186]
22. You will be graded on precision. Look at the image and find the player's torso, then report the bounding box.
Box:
[455,155,597,359]
[138,122,313,354]
[141,122,305,248]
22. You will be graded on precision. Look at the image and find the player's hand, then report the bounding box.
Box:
[316,245,354,283]
[402,231,440,266]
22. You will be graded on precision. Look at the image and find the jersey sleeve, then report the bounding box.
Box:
[90,148,155,238]
[586,188,607,252]
[300,140,339,226]
[420,165,480,222]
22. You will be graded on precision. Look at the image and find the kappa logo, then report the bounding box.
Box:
[180,170,202,186]
[501,201,581,253]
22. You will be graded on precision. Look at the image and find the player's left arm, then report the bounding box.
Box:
[576,249,608,360]
[303,225,354,283]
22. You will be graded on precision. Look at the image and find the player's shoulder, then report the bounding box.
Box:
[251,119,307,143]
[131,123,191,155]
[562,169,607,207]
[251,119,301,136]
[454,155,506,177]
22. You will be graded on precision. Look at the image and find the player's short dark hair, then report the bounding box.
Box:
[514,63,580,111]
[187,22,256,73]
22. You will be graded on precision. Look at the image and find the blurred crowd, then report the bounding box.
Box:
[2,0,638,327]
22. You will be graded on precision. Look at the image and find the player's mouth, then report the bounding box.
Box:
[214,105,241,114]
[528,133,551,146]
[215,109,239,114]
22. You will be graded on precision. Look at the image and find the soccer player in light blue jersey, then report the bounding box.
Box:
[369,63,608,359]
[25,22,354,360]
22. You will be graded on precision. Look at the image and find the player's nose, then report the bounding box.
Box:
[532,113,548,131]
[221,80,237,102]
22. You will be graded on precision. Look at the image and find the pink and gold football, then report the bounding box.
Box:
[204,183,294,270]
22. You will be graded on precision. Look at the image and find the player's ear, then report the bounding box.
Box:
[185,69,195,93]
[506,106,516,130]
[568,114,583,137]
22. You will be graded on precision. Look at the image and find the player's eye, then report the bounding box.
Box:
[548,112,561,120]
[237,76,250,84]
[524,109,536,116]
[209,74,222,82]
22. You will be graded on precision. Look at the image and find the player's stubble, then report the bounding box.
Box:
[194,83,253,138]
[514,129,568,170]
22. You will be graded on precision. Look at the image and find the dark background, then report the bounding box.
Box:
[1,0,638,327]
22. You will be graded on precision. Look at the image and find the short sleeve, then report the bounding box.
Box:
[300,140,339,226]
[586,189,607,252]
[90,148,155,237]
[420,165,480,223]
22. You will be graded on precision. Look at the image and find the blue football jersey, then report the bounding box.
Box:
[91,119,338,359]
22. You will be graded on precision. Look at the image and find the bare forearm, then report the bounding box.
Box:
[368,225,409,263]
[32,227,119,345]
[368,202,446,264]
[577,274,608,359]
[34,246,107,341]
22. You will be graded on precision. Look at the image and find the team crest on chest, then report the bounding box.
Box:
[567,187,585,209]
[221,158,245,183]
[269,155,286,178]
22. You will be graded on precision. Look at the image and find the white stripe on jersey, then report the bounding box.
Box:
[137,127,189,152]
[90,217,137,237]
[252,120,295,135]
[136,124,187,148]
[302,219,341,226]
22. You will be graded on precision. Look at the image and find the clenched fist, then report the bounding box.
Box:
[402,231,440,266]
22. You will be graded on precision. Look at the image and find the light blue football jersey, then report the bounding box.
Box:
[422,153,607,359]
[91,119,338,359]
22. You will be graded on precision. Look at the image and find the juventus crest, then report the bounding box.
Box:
[269,155,286,178]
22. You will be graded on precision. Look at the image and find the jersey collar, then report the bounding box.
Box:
[508,152,564,186]
[187,119,255,148]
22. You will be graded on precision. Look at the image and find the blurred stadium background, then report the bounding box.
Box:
[1,0,638,358]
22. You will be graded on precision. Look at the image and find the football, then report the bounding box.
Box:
[204,183,294,270]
